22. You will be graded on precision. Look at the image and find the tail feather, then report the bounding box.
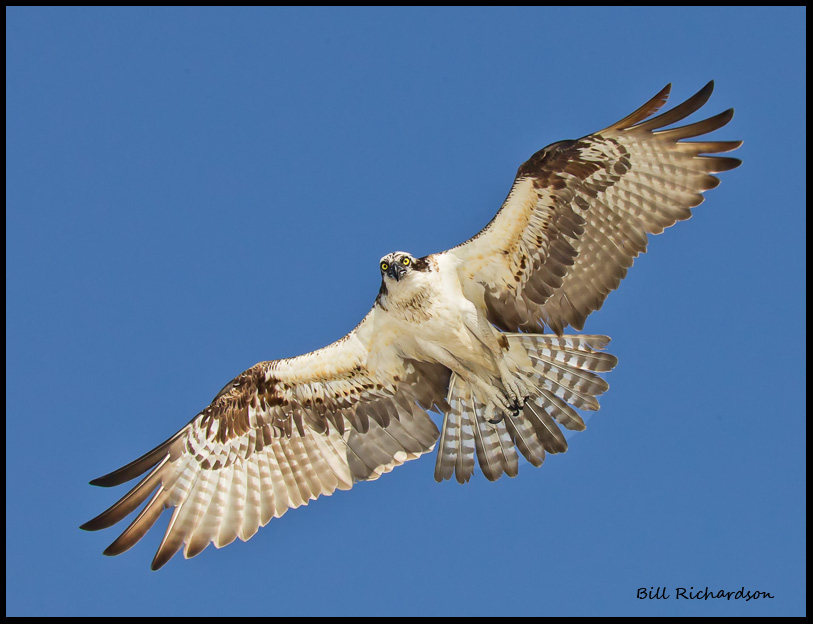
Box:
[538,388,586,432]
[503,412,545,467]
[434,333,617,483]
[434,380,460,482]
[528,352,610,396]
[492,414,519,478]
[470,396,518,481]
[453,379,477,484]
[525,401,569,454]
[470,397,502,482]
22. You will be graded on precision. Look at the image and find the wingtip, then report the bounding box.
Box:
[150,551,174,571]
[89,469,135,487]
[694,80,715,103]
[87,468,131,488]
[648,82,673,111]
[80,512,112,532]
[697,80,716,105]
[79,519,96,532]
[599,82,673,133]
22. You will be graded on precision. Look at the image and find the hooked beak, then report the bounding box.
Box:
[386,263,406,281]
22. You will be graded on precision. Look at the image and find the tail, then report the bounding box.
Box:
[433,333,617,483]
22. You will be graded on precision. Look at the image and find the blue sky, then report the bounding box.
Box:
[6,6,805,617]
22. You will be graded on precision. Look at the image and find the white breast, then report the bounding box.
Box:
[371,254,488,370]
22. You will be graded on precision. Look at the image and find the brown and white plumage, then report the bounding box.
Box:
[82,313,449,569]
[83,82,740,569]
[448,81,741,335]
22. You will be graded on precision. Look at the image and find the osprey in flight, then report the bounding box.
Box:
[83,82,741,569]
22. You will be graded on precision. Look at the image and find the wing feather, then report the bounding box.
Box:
[445,81,741,334]
[82,310,448,569]
[85,82,741,570]
[240,450,262,542]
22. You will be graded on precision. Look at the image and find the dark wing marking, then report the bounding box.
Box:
[446,82,741,334]
[82,311,450,569]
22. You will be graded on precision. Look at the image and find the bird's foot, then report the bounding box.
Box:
[499,368,531,410]
[485,396,532,426]
[477,369,532,425]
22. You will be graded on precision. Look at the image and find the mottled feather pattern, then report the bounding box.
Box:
[84,83,739,569]
[435,334,617,483]
[451,81,740,335]
[83,312,449,569]
[454,379,477,483]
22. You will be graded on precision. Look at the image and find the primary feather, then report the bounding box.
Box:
[83,82,740,569]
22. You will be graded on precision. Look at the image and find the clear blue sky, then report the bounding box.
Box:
[6,6,805,617]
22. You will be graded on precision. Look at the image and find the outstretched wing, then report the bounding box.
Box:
[81,311,450,570]
[445,81,742,334]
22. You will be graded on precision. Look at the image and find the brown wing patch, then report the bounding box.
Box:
[448,82,741,334]
[411,255,435,272]
[82,313,450,569]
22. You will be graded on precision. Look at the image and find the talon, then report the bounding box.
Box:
[484,403,503,425]
[507,395,531,419]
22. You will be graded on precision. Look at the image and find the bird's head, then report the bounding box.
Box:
[379,251,416,283]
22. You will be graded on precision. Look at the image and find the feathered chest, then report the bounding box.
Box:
[375,266,479,342]
[378,281,435,324]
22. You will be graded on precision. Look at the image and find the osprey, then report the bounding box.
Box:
[82,82,741,569]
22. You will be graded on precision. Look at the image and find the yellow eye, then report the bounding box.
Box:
[401,257,411,266]
[381,262,389,271]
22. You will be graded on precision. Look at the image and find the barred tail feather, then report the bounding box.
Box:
[471,393,518,482]
[434,333,617,482]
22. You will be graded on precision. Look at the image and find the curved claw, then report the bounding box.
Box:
[488,396,528,425]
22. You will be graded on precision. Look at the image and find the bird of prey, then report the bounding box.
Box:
[82,82,741,570]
